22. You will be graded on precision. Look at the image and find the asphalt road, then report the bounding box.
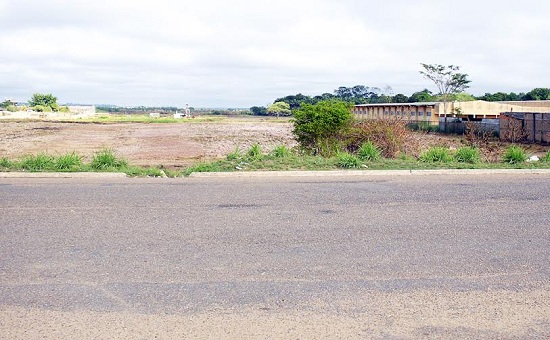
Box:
[1,174,549,338]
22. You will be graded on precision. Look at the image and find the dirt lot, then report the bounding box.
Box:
[0,119,296,168]
[1,118,548,168]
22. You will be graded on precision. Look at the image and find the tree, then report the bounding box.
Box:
[292,100,353,154]
[391,94,409,103]
[267,102,291,117]
[250,106,268,116]
[524,88,550,101]
[29,93,58,111]
[409,89,434,103]
[420,64,471,131]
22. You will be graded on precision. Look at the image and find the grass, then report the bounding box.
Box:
[502,145,527,164]
[2,142,550,177]
[337,152,362,169]
[21,153,55,171]
[90,148,128,170]
[419,147,452,163]
[357,140,381,161]
[270,145,292,158]
[454,146,480,164]
[54,151,82,170]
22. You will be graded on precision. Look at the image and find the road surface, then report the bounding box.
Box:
[1,174,549,338]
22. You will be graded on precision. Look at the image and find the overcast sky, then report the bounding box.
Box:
[1,0,549,107]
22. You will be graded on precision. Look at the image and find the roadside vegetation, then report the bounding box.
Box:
[2,100,550,177]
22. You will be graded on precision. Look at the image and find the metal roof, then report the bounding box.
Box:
[354,102,439,107]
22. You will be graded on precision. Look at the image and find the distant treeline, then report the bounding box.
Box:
[249,86,550,115]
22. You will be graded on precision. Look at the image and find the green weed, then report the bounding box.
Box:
[419,147,452,163]
[0,157,12,168]
[54,152,82,170]
[21,153,55,171]
[270,145,292,158]
[502,145,527,164]
[357,140,381,161]
[91,148,128,170]
[226,146,242,161]
[454,146,480,163]
[246,143,263,160]
[337,152,362,168]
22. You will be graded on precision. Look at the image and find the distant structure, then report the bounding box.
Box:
[174,104,191,119]
[353,100,550,125]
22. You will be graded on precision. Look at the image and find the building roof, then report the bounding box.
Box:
[355,102,439,107]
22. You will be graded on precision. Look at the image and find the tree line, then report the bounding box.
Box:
[250,86,550,116]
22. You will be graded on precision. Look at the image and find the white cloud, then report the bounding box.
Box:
[0,0,549,106]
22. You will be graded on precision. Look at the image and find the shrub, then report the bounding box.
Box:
[246,143,263,160]
[337,152,362,168]
[293,100,353,155]
[54,152,82,170]
[347,118,409,158]
[21,153,55,171]
[270,145,292,158]
[90,148,127,170]
[454,146,480,163]
[502,145,527,164]
[419,147,452,163]
[357,140,381,161]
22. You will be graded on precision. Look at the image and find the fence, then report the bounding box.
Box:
[439,118,500,136]
[500,112,550,144]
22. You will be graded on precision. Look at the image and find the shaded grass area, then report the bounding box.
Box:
[2,145,550,178]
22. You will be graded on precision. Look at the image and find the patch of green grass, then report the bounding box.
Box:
[337,152,362,169]
[246,143,263,161]
[357,140,381,161]
[541,150,550,162]
[54,152,82,170]
[183,161,232,176]
[21,153,55,171]
[419,147,452,163]
[90,148,128,170]
[0,157,12,168]
[226,146,242,161]
[502,145,527,164]
[270,145,292,158]
[454,146,480,164]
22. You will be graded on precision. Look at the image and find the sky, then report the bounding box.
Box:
[1,0,549,107]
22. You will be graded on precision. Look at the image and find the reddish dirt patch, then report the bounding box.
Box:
[0,120,296,168]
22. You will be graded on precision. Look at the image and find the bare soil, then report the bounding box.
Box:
[0,119,296,169]
[1,118,547,168]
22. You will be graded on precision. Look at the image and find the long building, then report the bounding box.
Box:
[353,100,550,125]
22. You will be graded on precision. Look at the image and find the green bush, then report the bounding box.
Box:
[419,147,452,163]
[293,100,353,155]
[357,140,381,161]
[270,145,292,158]
[454,146,480,163]
[54,152,82,170]
[502,145,527,164]
[337,152,362,168]
[21,153,55,171]
[91,148,127,170]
